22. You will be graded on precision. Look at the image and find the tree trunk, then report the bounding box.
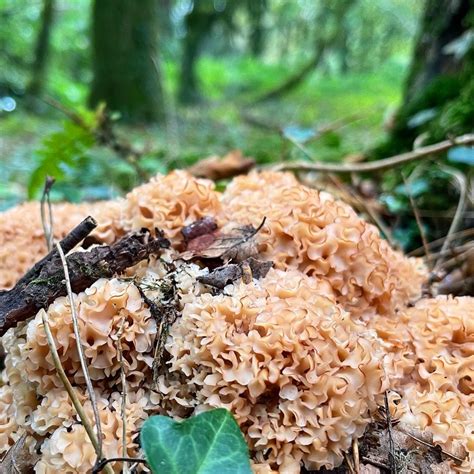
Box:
[248,0,267,57]
[403,0,471,104]
[178,1,219,104]
[89,0,164,123]
[371,0,473,158]
[252,0,355,103]
[27,0,55,98]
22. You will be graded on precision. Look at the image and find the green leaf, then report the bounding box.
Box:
[140,409,252,474]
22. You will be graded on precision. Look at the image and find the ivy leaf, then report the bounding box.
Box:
[140,409,252,474]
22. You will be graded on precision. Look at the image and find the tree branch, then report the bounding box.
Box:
[272,134,474,173]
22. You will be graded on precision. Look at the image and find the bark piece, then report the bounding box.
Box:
[198,258,273,289]
[181,217,217,243]
[0,229,169,336]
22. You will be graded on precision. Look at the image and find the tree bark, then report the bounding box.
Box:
[27,0,55,98]
[178,1,220,104]
[89,0,164,123]
[403,0,471,104]
[0,222,169,337]
[248,0,267,57]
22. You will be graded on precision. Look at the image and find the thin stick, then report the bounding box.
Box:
[361,456,390,471]
[40,176,55,251]
[116,316,129,474]
[433,166,468,273]
[407,228,474,256]
[41,311,114,474]
[422,242,472,262]
[402,431,465,464]
[352,438,360,474]
[55,242,104,463]
[344,452,356,474]
[401,172,432,264]
[271,133,474,173]
[92,457,148,474]
[384,392,397,474]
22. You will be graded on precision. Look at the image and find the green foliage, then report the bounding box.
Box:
[140,409,252,474]
[27,109,96,199]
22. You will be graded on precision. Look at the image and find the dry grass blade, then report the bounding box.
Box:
[116,316,129,474]
[40,176,55,252]
[352,438,360,474]
[407,228,474,256]
[401,172,432,265]
[55,242,104,464]
[384,392,397,474]
[41,310,114,474]
[344,452,356,474]
[433,166,468,273]
[401,430,465,464]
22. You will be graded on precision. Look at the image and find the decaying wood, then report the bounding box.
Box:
[0,223,169,336]
[198,257,273,289]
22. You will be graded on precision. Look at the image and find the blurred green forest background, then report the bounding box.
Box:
[1,0,473,250]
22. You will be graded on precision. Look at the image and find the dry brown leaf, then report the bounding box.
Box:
[188,150,255,181]
[0,433,42,473]
[181,219,265,262]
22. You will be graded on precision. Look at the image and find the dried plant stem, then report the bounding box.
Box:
[422,242,472,262]
[433,166,468,273]
[116,317,129,474]
[55,242,104,463]
[401,172,432,264]
[344,452,356,474]
[352,439,360,474]
[92,457,148,474]
[401,430,465,464]
[40,176,55,251]
[272,133,474,173]
[384,392,397,474]
[408,228,474,256]
[41,311,114,474]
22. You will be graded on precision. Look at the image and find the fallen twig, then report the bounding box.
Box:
[271,134,474,173]
[384,392,397,474]
[0,227,169,336]
[407,228,474,256]
[56,242,104,464]
[92,457,148,474]
[401,430,465,464]
[361,456,390,471]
